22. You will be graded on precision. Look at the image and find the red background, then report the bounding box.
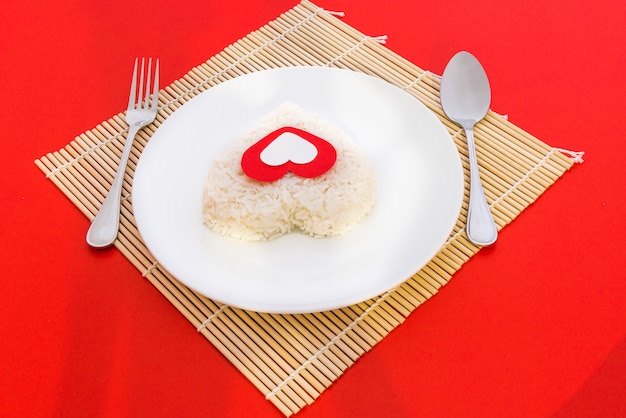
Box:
[2,0,625,417]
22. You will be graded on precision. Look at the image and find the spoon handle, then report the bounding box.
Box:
[465,127,498,246]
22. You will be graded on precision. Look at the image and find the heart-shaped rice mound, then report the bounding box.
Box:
[201,102,376,241]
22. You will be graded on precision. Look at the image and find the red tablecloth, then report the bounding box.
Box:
[2,1,625,417]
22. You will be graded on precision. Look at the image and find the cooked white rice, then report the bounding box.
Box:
[202,102,376,241]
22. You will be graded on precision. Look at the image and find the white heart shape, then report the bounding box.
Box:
[260,132,318,166]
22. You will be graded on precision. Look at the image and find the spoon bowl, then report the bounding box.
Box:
[440,51,498,246]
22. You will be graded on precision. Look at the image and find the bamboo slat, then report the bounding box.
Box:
[34,1,576,416]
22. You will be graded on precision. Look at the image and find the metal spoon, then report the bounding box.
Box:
[440,51,498,246]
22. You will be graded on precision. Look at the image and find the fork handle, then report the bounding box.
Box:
[86,124,140,248]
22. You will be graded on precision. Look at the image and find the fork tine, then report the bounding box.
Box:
[127,58,138,111]
[151,59,159,110]
[137,58,145,109]
[144,58,152,109]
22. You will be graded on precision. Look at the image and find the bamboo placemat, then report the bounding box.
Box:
[35,1,578,415]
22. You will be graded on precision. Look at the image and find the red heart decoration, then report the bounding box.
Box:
[241,127,337,182]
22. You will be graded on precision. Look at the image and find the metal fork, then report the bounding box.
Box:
[86,58,159,248]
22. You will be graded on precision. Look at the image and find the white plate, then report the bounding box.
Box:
[133,67,463,313]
